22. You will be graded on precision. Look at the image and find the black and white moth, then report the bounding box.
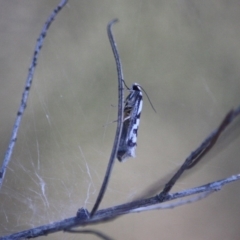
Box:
[117,83,143,162]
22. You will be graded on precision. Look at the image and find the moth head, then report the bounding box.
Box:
[132,83,141,91]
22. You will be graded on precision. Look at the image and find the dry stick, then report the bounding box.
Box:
[131,191,214,213]
[94,174,240,220]
[2,174,240,240]
[158,106,240,201]
[2,102,240,239]
[186,110,234,169]
[0,0,68,188]
[90,19,124,217]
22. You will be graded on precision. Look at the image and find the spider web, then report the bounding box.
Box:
[1,1,240,239]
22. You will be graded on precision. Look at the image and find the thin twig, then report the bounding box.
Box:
[0,0,68,188]
[92,174,240,221]
[1,174,240,240]
[131,191,213,213]
[157,105,240,201]
[90,19,125,216]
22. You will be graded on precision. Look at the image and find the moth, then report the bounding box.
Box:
[117,83,143,162]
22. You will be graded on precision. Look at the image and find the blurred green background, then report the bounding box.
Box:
[0,0,240,239]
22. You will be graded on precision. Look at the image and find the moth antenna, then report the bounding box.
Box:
[141,86,157,113]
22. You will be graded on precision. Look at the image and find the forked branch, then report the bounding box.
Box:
[1,2,240,239]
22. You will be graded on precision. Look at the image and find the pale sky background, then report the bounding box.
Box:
[1,0,240,239]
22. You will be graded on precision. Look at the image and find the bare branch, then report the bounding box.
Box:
[158,106,240,201]
[90,19,125,216]
[0,0,68,189]
[131,191,213,213]
[1,174,240,239]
